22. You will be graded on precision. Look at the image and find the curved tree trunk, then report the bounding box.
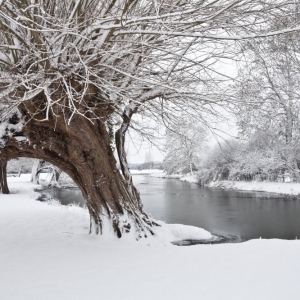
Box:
[31,159,61,185]
[31,159,46,184]
[0,159,9,194]
[49,166,61,183]
[0,111,156,238]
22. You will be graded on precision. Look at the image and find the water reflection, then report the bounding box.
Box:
[134,175,300,240]
[38,187,86,207]
[37,175,300,240]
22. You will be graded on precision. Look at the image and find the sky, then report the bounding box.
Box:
[126,59,238,164]
[126,126,165,164]
[126,118,237,164]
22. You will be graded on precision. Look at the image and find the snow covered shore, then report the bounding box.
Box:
[1,175,300,300]
[148,170,200,183]
[130,169,164,175]
[133,169,300,196]
[209,180,300,196]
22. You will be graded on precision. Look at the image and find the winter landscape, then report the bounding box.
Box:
[1,1,300,300]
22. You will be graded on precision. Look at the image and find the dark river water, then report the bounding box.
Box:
[39,175,300,241]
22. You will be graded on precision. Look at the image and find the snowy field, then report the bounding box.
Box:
[1,175,300,300]
[209,180,300,196]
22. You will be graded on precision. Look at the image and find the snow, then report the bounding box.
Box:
[1,175,300,300]
[150,171,200,183]
[14,136,27,141]
[130,169,164,175]
[180,174,199,183]
[209,180,300,196]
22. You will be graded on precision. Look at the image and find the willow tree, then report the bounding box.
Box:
[0,0,298,237]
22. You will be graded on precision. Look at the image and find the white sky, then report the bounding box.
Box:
[126,118,237,164]
[125,125,165,164]
[126,59,238,164]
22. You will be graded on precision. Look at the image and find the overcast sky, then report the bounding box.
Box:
[126,59,238,164]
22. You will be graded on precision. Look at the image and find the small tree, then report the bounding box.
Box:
[197,140,238,183]
[144,151,154,170]
[0,159,9,194]
[164,119,207,174]
[7,158,34,176]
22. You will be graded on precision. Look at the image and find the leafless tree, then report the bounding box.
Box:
[164,118,207,174]
[235,14,300,179]
[0,0,299,237]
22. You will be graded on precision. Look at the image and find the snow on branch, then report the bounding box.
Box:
[0,0,298,133]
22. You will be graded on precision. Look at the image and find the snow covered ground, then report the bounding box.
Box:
[1,175,300,300]
[209,180,300,196]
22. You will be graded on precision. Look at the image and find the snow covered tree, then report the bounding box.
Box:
[235,13,300,180]
[164,118,207,174]
[0,0,299,237]
[228,132,287,181]
[7,157,34,175]
[197,140,239,183]
[144,151,154,170]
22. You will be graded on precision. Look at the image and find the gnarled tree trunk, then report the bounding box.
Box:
[0,159,9,194]
[0,110,157,238]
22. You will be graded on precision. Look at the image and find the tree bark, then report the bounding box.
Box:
[0,159,9,194]
[0,111,156,238]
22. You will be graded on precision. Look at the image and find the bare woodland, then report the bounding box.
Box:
[0,0,299,238]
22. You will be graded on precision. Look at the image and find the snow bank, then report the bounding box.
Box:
[209,180,300,196]
[151,172,182,178]
[150,171,200,183]
[130,169,164,175]
[179,174,199,183]
[156,221,212,242]
[2,175,300,300]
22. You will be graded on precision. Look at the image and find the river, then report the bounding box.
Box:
[38,175,300,241]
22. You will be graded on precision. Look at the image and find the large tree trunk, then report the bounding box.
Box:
[0,111,156,238]
[0,159,9,194]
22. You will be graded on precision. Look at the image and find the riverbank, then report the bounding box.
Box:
[209,180,300,196]
[140,170,199,183]
[138,169,300,196]
[1,175,300,300]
